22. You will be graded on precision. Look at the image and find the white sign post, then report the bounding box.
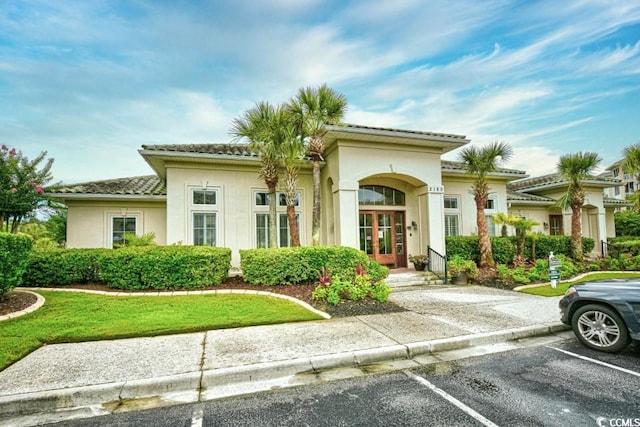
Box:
[548,251,561,288]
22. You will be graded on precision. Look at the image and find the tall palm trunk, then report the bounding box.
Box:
[311,157,321,246]
[570,203,583,262]
[268,185,278,248]
[475,195,494,267]
[284,163,301,246]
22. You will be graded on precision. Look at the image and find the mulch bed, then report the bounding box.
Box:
[0,291,37,316]
[1,277,407,319]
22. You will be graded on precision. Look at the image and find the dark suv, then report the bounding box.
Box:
[559,280,640,353]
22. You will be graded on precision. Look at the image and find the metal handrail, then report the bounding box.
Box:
[427,246,448,284]
[601,240,618,258]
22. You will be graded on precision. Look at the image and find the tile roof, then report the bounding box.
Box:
[441,160,527,176]
[141,143,258,158]
[603,197,633,206]
[508,173,620,191]
[506,190,555,203]
[333,123,469,141]
[49,175,166,196]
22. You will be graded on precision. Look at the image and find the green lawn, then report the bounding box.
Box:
[0,291,323,371]
[517,272,640,297]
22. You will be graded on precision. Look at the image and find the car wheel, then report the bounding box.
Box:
[571,304,631,353]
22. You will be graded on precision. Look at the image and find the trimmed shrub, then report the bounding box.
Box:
[0,232,33,298]
[22,246,231,290]
[446,235,595,264]
[240,246,373,285]
[311,273,391,305]
[23,248,106,286]
[99,246,231,290]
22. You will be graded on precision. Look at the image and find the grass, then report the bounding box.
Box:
[0,291,323,371]
[517,271,640,297]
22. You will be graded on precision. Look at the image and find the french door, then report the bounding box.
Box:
[359,210,406,268]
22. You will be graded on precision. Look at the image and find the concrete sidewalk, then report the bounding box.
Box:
[0,283,570,425]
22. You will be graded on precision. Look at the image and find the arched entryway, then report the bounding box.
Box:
[358,185,407,268]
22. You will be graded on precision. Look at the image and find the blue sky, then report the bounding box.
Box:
[1,0,639,184]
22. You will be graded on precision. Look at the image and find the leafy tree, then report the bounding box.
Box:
[614,210,640,236]
[556,151,602,262]
[0,145,54,232]
[289,84,347,246]
[458,142,513,267]
[231,102,282,248]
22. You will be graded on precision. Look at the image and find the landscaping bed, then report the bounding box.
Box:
[2,276,406,319]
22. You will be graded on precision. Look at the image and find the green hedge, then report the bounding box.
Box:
[446,235,595,263]
[24,248,107,286]
[240,246,382,285]
[0,232,33,298]
[22,246,231,290]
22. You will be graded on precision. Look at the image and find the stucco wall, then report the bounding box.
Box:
[165,163,314,267]
[65,200,167,248]
[441,176,509,236]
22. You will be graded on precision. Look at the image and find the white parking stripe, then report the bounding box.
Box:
[404,370,500,427]
[191,408,204,427]
[547,346,640,377]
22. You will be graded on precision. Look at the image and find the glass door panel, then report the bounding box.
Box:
[359,213,374,255]
[377,214,392,255]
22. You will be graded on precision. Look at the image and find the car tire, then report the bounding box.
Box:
[571,304,631,353]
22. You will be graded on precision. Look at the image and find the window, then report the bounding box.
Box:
[358,185,405,206]
[193,190,216,205]
[444,214,460,237]
[112,217,136,248]
[189,187,219,246]
[193,213,216,246]
[254,191,301,247]
[485,199,495,210]
[444,196,458,209]
[485,215,497,237]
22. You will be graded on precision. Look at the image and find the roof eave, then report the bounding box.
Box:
[48,193,167,202]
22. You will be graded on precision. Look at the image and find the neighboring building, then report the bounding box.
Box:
[603,159,638,202]
[50,124,624,269]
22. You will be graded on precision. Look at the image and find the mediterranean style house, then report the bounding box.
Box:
[50,124,627,269]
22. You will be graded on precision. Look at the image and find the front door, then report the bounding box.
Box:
[359,211,406,268]
[549,215,563,236]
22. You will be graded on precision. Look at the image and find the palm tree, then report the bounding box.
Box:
[272,106,304,246]
[621,142,640,200]
[556,151,602,262]
[459,142,513,268]
[230,102,281,248]
[491,213,539,258]
[288,84,347,246]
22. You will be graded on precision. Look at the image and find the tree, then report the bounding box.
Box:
[458,141,513,268]
[277,108,305,247]
[491,213,539,258]
[289,84,347,246]
[0,145,54,232]
[231,102,282,248]
[556,151,602,262]
[621,142,640,181]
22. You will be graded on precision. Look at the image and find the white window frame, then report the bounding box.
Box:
[444,214,460,237]
[253,190,302,247]
[188,186,221,246]
[106,211,142,248]
[444,195,461,236]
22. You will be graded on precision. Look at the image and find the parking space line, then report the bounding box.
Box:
[403,370,500,427]
[191,407,204,427]
[547,346,640,377]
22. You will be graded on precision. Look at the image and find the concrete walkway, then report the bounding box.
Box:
[0,280,569,425]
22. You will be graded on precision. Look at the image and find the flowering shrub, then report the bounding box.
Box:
[408,254,429,264]
[0,145,54,232]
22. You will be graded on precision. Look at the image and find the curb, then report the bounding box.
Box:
[0,291,45,323]
[0,322,570,420]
